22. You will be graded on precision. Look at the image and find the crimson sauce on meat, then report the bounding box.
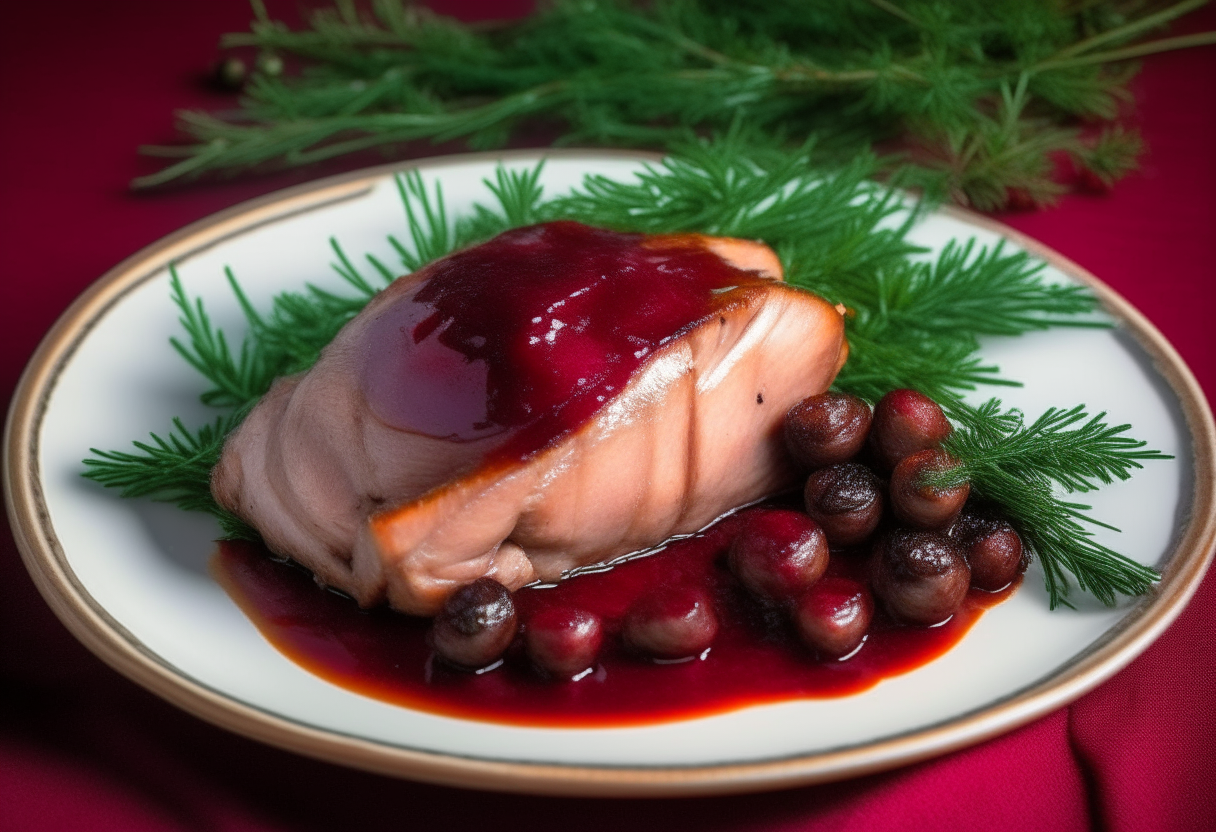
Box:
[361,221,773,462]
[213,514,1015,728]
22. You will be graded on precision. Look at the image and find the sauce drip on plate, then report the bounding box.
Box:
[213,510,1015,728]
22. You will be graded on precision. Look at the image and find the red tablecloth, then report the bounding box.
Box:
[2,3,1214,830]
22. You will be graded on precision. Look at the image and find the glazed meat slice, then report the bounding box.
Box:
[212,222,847,615]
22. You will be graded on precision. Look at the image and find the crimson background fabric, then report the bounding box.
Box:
[1,2,1213,830]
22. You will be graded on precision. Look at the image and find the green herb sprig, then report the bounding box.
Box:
[138,0,1216,209]
[87,137,1165,607]
[929,400,1170,607]
[81,414,255,539]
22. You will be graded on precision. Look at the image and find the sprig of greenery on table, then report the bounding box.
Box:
[86,136,1166,607]
[138,0,1216,209]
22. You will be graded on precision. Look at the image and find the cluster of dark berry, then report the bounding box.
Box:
[431,583,610,679]
[782,389,1028,651]
[426,389,1026,679]
[428,577,719,679]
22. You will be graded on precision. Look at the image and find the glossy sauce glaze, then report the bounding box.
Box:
[214,509,1016,728]
[361,221,775,462]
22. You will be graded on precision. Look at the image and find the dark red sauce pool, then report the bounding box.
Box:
[214,511,1015,728]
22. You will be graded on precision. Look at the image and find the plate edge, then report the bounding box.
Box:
[4,152,1214,797]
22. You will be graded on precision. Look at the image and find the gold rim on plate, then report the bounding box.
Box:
[5,150,1215,797]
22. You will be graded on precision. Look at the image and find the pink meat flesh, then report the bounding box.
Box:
[211,222,848,615]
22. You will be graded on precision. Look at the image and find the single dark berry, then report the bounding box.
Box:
[623,585,718,660]
[950,509,1027,591]
[948,505,991,542]
[871,529,970,626]
[792,576,874,659]
[728,508,829,601]
[525,607,604,679]
[803,462,884,546]
[889,449,970,530]
[868,389,953,472]
[784,392,873,469]
[210,55,247,91]
[431,578,517,670]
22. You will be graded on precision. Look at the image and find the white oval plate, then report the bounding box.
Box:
[6,151,1214,796]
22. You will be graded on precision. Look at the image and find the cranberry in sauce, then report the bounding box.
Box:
[524,607,604,679]
[623,585,719,660]
[792,576,874,659]
[803,462,884,546]
[784,392,872,470]
[868,389,953,472]
[431,578,518,670]
[950,509,1028,591]
[728,508,828,601]
[871,530,971,626]
[889,449,970,530]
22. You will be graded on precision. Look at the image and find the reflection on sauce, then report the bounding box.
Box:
[213,512,1015,728]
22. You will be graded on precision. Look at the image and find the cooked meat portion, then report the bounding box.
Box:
[212,222,847,615]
